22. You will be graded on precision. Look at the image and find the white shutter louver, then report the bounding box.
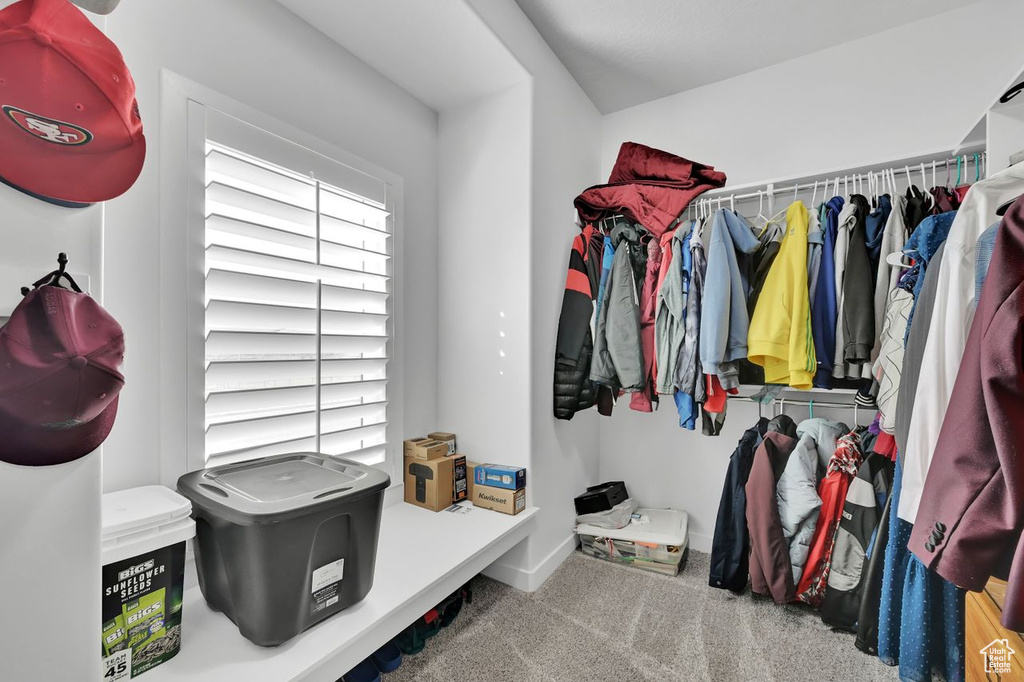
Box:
[204,143,390,468]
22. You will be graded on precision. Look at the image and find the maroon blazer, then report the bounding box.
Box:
[909,195,1024,629]
[745,416,798,604]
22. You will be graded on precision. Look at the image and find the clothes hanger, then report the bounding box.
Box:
[974,153,981,183]
[730,194,736,212]
[931,161,937,189]
[945,159,951,188]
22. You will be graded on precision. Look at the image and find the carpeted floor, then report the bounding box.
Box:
[383,549,899,682]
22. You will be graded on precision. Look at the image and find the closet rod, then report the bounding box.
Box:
[699,153,984,204]
[731,396,857,410]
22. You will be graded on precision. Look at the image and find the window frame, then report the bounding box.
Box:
[159,71,405,489]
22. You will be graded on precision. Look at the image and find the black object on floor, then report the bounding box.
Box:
[574,481,629,515]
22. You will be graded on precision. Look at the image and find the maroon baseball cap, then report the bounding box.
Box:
[0,0,146,206]
[0,284,125,466]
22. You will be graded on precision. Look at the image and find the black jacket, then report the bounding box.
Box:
[856,491,891,654]
[842,194,875,364]
[709,417,770,591]
[553,225,604,420]
[821,452,892,631]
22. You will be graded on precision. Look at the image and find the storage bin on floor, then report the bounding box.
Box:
[177,453,390,646]
[576,508,689,576]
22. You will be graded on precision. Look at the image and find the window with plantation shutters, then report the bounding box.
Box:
[203,142,391,469]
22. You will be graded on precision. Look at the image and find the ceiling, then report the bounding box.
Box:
[275,0,526,112]
[513,0,987,114]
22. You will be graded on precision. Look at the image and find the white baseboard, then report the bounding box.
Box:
[689,531,712,554]
[482,532,578,592]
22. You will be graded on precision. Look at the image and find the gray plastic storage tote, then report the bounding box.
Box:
[177,453,390,646]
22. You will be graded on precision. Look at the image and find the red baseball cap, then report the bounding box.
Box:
[0,284,125,466]
[0,0,145,206]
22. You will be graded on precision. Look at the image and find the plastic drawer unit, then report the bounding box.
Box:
[177,453,390,646]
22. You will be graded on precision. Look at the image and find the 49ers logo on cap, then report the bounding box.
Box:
[2,105,92,146]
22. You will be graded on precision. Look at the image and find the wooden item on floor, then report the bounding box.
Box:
[966,577,1024,681]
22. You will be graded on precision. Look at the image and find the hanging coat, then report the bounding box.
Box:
[553,224,604,420]
[900,163,1024,526]
[655,226,688,395]
[832,201,855,379]
[590,223,645,392]
[699,209,760,390]
[820,452,892,631]
[574,142,726,239]
[747,201,816,389]
[871,194,909,365]
[795,430,864,607]
[675,220,707,429]
[864,194,891,284]
[813,196,844,388]
[746,415,799,604]
[631,237,664,411]
[856,491,892,655]
[909,196,1024,630]
[777,421,823,584]
[872,282,914,434]
[841,194,874,367]
[709,417,769,591]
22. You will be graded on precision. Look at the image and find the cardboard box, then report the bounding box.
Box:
[428,432,457,456]
[403,437,428,457]
[472,483,526,516]
[404,455,467,512]
[473,463,526,491]
[404,438,448,461]
[468,461,478,499]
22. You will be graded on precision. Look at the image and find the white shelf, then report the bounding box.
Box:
[145,501,538,682]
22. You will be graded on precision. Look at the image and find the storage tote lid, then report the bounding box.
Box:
[177,452,391,522]
[575,508,689,546]
[102,485,195,564]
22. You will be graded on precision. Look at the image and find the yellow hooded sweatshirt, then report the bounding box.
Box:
[747,201,816,389]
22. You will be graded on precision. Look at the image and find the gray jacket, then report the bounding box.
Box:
[781,417,848,583]
[796,417,849,471]
[778,426,823,584]
[655,224,691,394]
[699,209,760,389]
[590,223,645,391]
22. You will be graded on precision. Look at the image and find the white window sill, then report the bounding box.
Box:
[145,497,538,682]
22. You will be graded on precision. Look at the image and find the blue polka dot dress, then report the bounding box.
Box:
[878,457,965,681]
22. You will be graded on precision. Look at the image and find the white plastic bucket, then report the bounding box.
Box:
[101,486,195,680]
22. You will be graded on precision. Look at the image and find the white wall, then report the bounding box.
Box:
[97,0,439,490]
[602,0,1024,186]
[463,0,604,589]
[597,0,1024,550]
[437,82,533,471]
